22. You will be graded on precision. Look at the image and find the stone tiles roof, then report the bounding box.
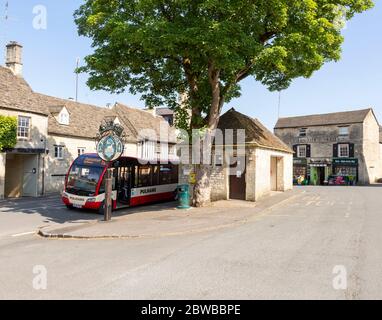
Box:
[274,108,372,129]
[218,108,293,153]
[0,66,48,116]
[1,65,176,143]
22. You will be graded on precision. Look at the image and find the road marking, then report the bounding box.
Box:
[12,231,36,237]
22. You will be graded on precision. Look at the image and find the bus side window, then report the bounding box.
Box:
[138,165,152,187]
[152,165,160,186]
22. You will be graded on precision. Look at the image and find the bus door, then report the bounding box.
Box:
[116,166,132,205]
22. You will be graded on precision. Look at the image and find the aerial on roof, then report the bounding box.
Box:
[275,108,374,129]
[218,108,292,153]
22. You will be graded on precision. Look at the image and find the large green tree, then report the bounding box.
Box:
[74,0,373,206]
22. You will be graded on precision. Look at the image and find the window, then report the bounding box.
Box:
[77,148,86,157]
[299,128,307,137]
[297,145,307,158]
[17,116,30,139]
[59,111,69,125]
[338,144,349,158]
[339,126,349,136]
[159,165,178,185]
[54,145,64,159]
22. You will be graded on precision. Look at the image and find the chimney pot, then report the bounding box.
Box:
[6,41,23,77]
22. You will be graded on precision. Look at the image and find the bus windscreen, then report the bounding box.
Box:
[66,165,104,196]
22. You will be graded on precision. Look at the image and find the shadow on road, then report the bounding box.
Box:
[0,194,178,225]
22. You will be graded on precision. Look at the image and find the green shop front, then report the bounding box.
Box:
[331,158,358,185]
[309,159,332,185]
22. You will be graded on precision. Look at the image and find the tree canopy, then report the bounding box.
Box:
[75,0,373,131]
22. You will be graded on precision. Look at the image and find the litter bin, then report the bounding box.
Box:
[177,184,191,209]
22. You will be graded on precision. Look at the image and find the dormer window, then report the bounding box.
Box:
[58,109,69,125]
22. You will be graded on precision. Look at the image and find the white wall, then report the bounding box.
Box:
[254,148,293,201]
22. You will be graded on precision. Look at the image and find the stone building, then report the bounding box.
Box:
[180,108,293,202]
[274,109,382,185]
[0,42,176,199]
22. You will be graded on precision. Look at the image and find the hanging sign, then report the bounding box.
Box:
[96,118,125,163]
[97,135,124,162]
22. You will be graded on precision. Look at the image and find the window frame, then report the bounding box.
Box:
[297,145,307,158]
[299,128,307,137]
[54,145,64,160]
[77,147,86,157]
[59,111,69,125]
[338,144,350,158]
[338,126,349,136]
[17,116,31,140]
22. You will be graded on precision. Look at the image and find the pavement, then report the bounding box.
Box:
[38,190,301,239]
[2,185,382,299]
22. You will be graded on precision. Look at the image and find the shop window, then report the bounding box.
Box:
[338,126,349,136]
[338,144,349,158]
[297,145,307,158]
[17,116,30,139]
[299,128,307,137]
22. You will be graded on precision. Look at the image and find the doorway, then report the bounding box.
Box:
[4,154,39,197]
[270,156,284,191]
[229,157,246,200]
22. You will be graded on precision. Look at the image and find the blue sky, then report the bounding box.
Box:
[1,0,381,130]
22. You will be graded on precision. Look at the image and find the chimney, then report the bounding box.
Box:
[6,41,23,77]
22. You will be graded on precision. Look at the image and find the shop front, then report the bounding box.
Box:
[331,158,358,185]
[309,159,332,185]
[293,158,309,185]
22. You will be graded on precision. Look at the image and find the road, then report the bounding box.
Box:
[0,186,381,299]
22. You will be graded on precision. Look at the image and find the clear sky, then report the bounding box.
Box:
[1,0,381,130]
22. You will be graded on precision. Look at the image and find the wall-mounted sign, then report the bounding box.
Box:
[332,158,358,166]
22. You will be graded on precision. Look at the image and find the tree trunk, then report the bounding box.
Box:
[192,164,212,207]
[191,62,223,207]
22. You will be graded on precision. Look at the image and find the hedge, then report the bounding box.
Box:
[0,115,17,152]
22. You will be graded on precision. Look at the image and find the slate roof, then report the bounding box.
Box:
[218,108,293,153]
[1,65,176,143]
[274,109,372,129]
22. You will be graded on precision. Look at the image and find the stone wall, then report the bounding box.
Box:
[274,116,382,184]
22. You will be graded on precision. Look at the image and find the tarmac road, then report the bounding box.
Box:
[0,186,381,299]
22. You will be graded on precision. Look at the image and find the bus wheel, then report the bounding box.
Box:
[66,204,74,210]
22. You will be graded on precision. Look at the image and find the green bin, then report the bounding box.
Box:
[177,184,191,209]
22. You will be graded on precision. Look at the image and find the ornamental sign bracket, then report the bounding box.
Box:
[95,118,126,221]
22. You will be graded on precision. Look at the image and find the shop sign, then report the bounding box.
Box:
[293,158,307,165]
[332,158,358,166]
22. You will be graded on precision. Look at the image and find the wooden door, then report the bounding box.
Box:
[229,158,246,200]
